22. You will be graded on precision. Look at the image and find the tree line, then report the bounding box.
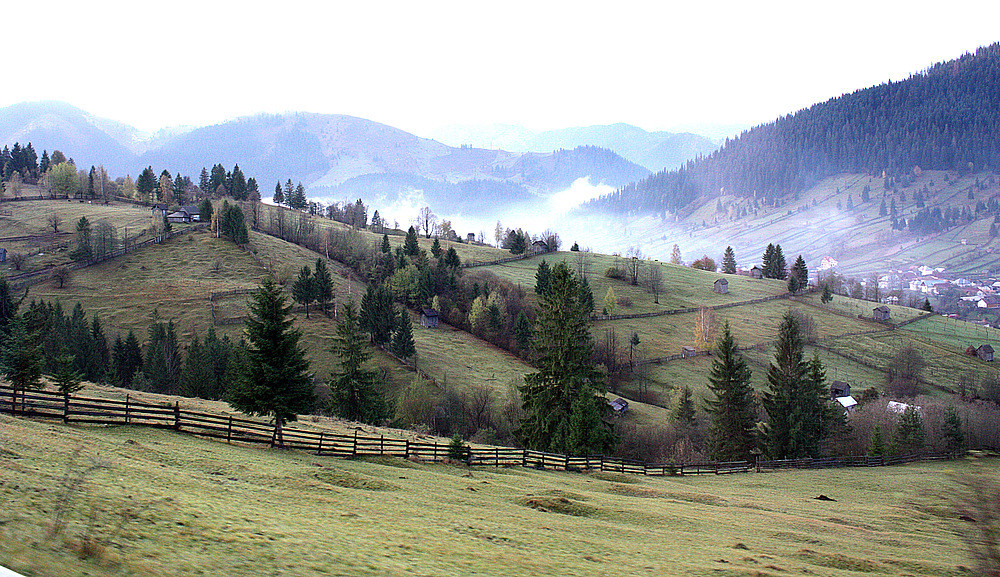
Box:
[588,43,1000,216]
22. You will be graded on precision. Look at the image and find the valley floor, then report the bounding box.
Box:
[0,414,989,576]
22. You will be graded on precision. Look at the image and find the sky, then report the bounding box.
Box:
[6,0,1000,139]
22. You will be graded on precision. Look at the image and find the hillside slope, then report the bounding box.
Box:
[0,415,974,576]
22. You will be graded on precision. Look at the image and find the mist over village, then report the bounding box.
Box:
[2,2,1000,576]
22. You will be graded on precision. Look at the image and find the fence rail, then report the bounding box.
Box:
[0,384,958,477]
[590,288,811,322]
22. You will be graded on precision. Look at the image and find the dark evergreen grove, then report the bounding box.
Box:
[588,44,1000,215]
[519,262,614,456]
[705,322,757,461]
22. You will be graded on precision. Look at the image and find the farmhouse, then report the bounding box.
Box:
[978,344,994,362]
[681,345,697,358]
[750,265,763,279]
[530,240,549,254]
[873,305,891,322]
[608,398,629,415]
[830,381,851,399]
[150,203,168,218]
[713,278,729,294]
[420,309,439,328]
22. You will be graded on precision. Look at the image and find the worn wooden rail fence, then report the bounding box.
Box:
[0,385,955,476]
[590,288,812,322]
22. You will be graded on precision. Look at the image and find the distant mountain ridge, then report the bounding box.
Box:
[588,43,1000,216]
[432,122,720,171]
[0,102,652,209]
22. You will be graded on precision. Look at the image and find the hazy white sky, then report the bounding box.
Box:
[8,0,999,138]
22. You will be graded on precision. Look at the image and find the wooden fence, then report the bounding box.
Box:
[463,250,546,269]
[590,289,810,322]
[0,384,956,476]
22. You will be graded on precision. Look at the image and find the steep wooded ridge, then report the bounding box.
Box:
[588,43,1000,215]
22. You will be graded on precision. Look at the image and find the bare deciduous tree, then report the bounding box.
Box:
[418,206,436,239]
[47,212,62,233]
[886,344,926,397]
[51,265,71,288]
[625,246,643,285]
[9,252,26,271]
[646,259,663,304]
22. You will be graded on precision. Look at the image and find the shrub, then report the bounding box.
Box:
[447,434,470,462]
[604,266,626,280]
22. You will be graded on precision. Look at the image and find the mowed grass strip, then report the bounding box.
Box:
[0,415,976,577]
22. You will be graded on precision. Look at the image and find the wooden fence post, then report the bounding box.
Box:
[317,431,324,455]
[10,386,15,416]
[227,416,232,444]
[63,394,69,423]
[380,434,384,456]
[173,401,180,430]
[352,429,358,457]
[404,439,409,459]
[125,394,130,425]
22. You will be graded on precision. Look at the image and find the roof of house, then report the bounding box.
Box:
[714,278,728,285]
[166,211,189,219]
[421,309,439,317]
[532,240,548,246]
[609,398,628,411]
[151,203,167,211]
[181,205,199,215]
[874,305,891,313]
[750,265,762,270]
[681,345,696,352]
[979,344,995,354]
[836,396,858,409]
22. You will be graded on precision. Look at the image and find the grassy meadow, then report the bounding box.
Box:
[0,414,988,576]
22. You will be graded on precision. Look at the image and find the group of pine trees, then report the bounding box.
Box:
[291,259,335,318]
[591,44,1000,216]
[272,179,308,210]
[705,314,841,461]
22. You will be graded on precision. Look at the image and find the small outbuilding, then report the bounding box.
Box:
[420,309,439,328]
[467,233,476,243]
[0,247,6,263]
[609,398,629,415]
[531,240,549,254]
[873,305,891,322]
[835,396,858,412]
[978,344,994,362]
[181,205,201,222]
[713,278,729,294]
[166,211,190,224]
[681,345,697,358]
[830,381,851,399]
[750,265,763,279]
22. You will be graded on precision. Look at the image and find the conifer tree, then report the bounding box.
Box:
[721,246,737,274]
[673,386,696,427]
[390,308,416,360]
[761,312,827,459]
[821,282,833,304]
[360,284,395,346]
[534,260,551,296]
[773,245,788,280]
[787,275,800,294]
[292,265,315,318]
[513,311,532,352]
[1,317,43,400]
[273,182,284,205]
[329,303,389,424]
[179,333,214,399]
[403,226,419,256]
[790,255,808,288]
[199,167,211,195]
[762,243,775,278]
[519,262,614,456]
[942,405,964,454]
[227,278,314,446]
[430,237,442,259]
[52,347,83,397]
[868,425,886,456]
[444,246,461,269]
[381,234,391,254]
[705,322,757,461]
[89,315,109,383]
[922,299,933,312]
[144,320,180,394]
[198,198,213,225]
[893,406,925,454]
[312,259,333,314]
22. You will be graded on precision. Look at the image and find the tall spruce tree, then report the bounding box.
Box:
[227,278,314,446]
[762,243,775,278]
[761,313,828,459]
[773,245,788,280]
[360,284,395,346]
[144,320,180,394]
[1,316,43,401]
[403,226,419,256]
[519,262,614,456]
[721,246,737,274]
[791,255,808,288]
[390,308,416,360]
[273,182,284,205]
[329,303,389,424]
[534,260,551,296]
[313,259,333,314]
[292,265,315,318]
[705,322,757,461]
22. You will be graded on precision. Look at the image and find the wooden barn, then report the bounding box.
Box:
[873,305,891,322]
[420,309,439,328]
[713,278,729,294]
[978,344,994,362]
[830,381,851,399]
[681,345,697,358]
[608,398,629,415]
[750,266,763,279]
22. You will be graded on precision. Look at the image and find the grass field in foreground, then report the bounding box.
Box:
[0,415,986,576]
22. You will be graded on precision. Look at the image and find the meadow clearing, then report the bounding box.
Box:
[0,414,988,577]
